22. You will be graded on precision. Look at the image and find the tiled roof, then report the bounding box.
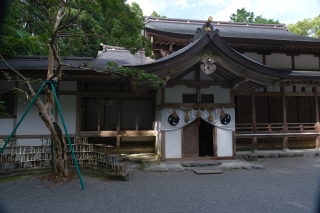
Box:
[146,17,320,44]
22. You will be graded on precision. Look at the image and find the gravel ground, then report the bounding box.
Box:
[1,157,320,213]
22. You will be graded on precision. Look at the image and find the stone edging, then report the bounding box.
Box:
[239,152,320,159]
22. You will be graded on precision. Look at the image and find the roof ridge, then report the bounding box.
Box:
[146,16,286,29]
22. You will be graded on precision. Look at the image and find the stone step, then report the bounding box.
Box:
[181,161,222,167]
[194,169,223,175]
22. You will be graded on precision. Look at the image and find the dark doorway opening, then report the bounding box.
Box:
[198,118,213,157]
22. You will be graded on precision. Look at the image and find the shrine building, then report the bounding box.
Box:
[1,16,320,161]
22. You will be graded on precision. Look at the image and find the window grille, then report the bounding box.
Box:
[201,94,214,103]
[183,94,197,103]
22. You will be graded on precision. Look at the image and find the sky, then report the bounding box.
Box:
[127,0,320,24]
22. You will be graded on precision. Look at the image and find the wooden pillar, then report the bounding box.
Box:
[314,86,320,149]
[283,136,289,150]
[251,92,257,133]
[117,98,120,133]
[282,86,288,133]
[181,127,184,157]
[232,131,236,157]
[161,88,165,104]
[213,126,217,157]
[251,92,258,152]
[314,86,319,131]
[161,131,165,161]
[136,98,138,131]
[282,86,289,151]
[291,56,295,70]
[252,137,258,152]
[116,135,120,153]
[13,82,18,136]
[76,95,81,136]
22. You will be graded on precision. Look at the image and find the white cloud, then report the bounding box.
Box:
[175,0,188,9]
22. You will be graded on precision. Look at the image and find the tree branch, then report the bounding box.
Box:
[0,55,27,81]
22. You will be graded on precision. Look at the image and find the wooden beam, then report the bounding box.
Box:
[116,136,120,153]
[167,81,230,87]
[174,65,195,81]
[208,73,222,81]
[230,77,246,89]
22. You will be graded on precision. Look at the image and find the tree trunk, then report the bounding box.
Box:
[37,99,69,177]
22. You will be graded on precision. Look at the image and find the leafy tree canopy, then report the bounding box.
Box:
[287,14,320,38]
[230,7,280,24]
[0,0,152,58]
[150,11,166,18]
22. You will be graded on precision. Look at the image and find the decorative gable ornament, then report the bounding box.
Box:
[200,56,216,74]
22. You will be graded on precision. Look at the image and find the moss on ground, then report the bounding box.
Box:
[0,174,42,183]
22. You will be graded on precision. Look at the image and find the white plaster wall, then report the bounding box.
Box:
[267,86,280,92]
[296,85,312,92]
[181,71,195,80]
[244,52,263,64]
[16,95,51,135]
[285,86,293,92]
[200,71,214,81]
[59,81,77,91]
[156,89,161,106]
[0,118,13,135]
[165,86,196,103]
[165,129,181,158]
[217,128,232,157]
[295,55,319,70]
[266,54,291,69]
[201,86,230,103]
[57,95,77,134]
[0,80,14,90]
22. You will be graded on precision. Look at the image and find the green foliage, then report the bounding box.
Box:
[0,0,154,58]
[287,15,320,38]
[150,11,166,18]
[230,8,280,24]
[0,101,9,119]
[106,61,164,90]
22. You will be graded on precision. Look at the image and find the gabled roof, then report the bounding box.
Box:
[145,17,320,45]
[129,28,291,79]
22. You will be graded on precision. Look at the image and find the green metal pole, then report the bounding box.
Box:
[51,108,54,173]
[0,83,46,155]
[51,83,85,190]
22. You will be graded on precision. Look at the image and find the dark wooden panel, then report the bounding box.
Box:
[183,120,198,157]
[286,97,298,123]
[268,96,282,123]
[238,96,252,123]
[297,96,314,123]
[255,96,267,123]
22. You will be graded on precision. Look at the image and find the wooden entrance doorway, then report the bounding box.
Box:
[182,119,215,157]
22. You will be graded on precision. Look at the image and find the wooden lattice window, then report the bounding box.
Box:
[183,94,197,103]
[238,96,252,123]
[255,96,267,123]
[201,94,214,103]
